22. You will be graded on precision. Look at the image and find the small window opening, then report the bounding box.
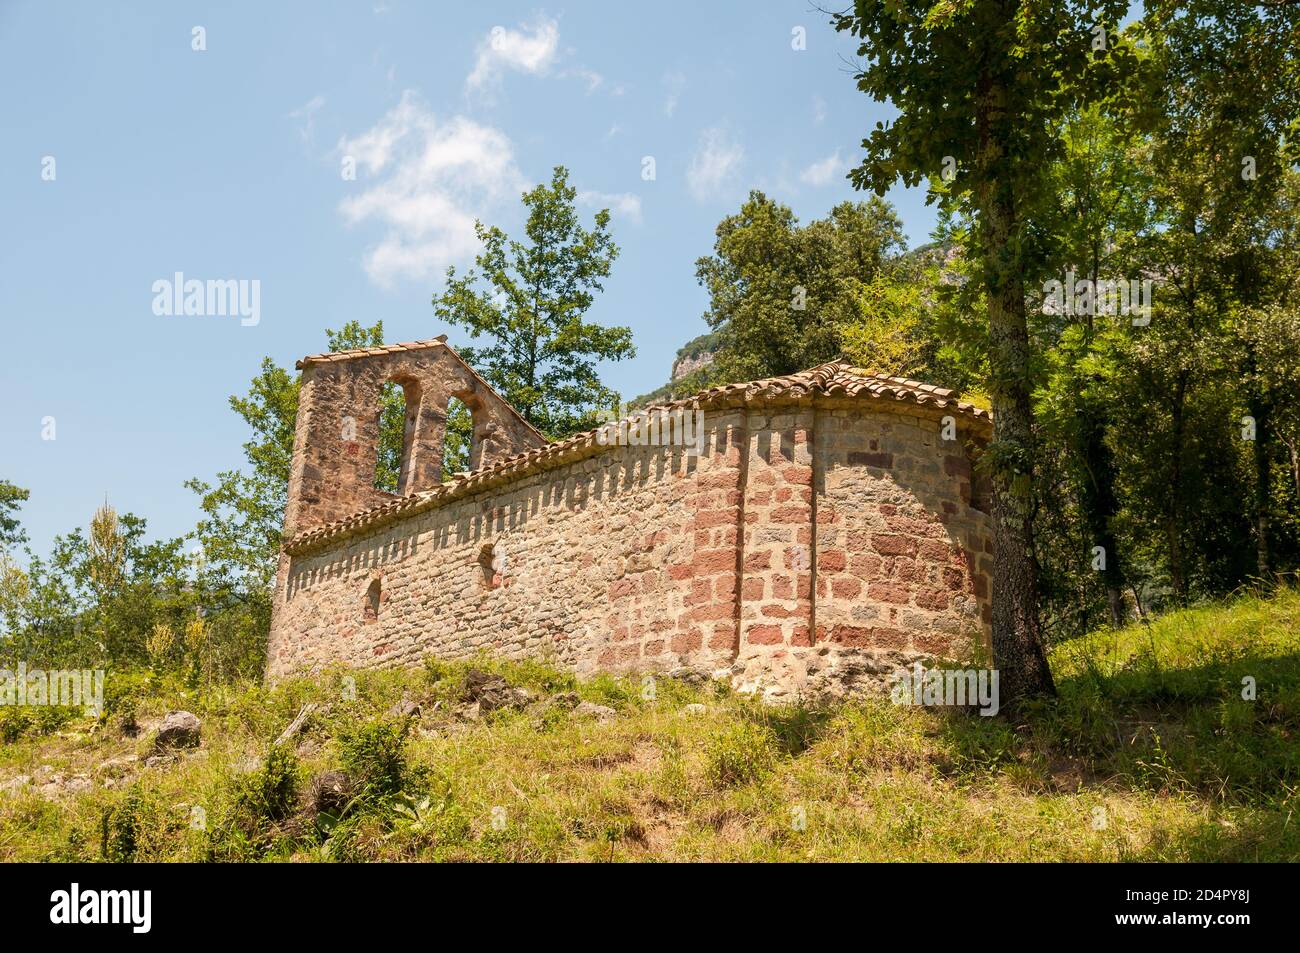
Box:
[478,543,502,589]
[375,380,415,494]
[363,579,381,621]
[443,397,473,481]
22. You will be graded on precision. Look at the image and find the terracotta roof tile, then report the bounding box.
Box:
[295,336,449,369]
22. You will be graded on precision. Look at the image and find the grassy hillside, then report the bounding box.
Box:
[2,589,1298,862]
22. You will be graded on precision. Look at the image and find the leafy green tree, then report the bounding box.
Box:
[432,166,634,438]
[1124,0,1300,598]
[694,191,908,381]
[1033,106,1154,628]
[1230,168,1300,583]
[442,399,472,478]
[0,481,28,552]
[1,508,194,670]
[834,0,1133,703]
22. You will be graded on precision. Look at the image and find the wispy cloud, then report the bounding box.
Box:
[662,71,686,117]
[812,95,827,125]
[563,66,604,94]
[336,91,527,287]
[466,17,560,92]
[687,126,744,202]
[288,95,326,146]
[799,150,847,187]
[578,190,643,225]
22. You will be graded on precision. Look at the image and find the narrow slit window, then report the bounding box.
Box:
[364,579,381,621]
[478,543,500,589]
[443,396,473,480]
[375,380,415,494]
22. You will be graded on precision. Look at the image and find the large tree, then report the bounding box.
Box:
[433,166,634,438]
[1034,106,1153,628]
[1109,1,1300,598]
[694,191,909,382]
[0,481,29,553]
[834,0,1133,704]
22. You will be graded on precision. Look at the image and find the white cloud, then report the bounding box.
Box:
[337,90,527,287]
[687,127,744,202]
[288,95,325,146]
[466,17,560,92]
[799,151,847,187]
[578,190,643,225]
[662,71,686,117]
[563,66,604,94]
[812,95,827,125]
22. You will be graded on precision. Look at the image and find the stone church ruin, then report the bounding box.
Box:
[267,337,994,700]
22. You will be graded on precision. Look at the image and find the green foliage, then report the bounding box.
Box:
[100,785,172,862]
[336,717,417,803]
[704,719,776,787]
[235,745,301,824]
[694,191,909,381]
[442,397,472,478]
[432,166,634,438]
[4,594,1300,862]
[0,481,29,553]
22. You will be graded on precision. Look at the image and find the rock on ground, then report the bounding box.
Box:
[462,670,532,712]
[573,701,617,721]
[153,710,202,751]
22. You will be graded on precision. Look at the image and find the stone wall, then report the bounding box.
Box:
[283,340,544,540]
[268,394,993,699]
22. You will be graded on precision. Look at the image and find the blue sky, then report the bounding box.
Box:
[1,1,940,556]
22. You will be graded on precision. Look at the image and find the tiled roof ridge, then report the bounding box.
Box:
[296,336,449,368]
[283,360,991,555]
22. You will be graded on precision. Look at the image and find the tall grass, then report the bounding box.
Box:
[1,590,1297,862]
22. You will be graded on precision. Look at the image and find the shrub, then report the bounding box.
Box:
[0,705,75,742]
[704,719,776,787]
[0,708,33,743]
[235,744,301,824]
[336,717,417,803]
[100,785,171,862]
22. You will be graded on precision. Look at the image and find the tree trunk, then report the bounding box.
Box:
[1250,393,1273,586]
[976,64,1056,706]
[1077,400,1126,627]
[1167,371,1188,603]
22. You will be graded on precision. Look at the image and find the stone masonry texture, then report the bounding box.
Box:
[267,345,993,701]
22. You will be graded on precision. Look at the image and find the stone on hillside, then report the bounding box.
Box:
[573,701,616,721]
[536,692,580,713]
[311,770,355,816]
[0,774,31,796]
[388,697,421,720]
[462,669,532,712]
[96,755,139,780]
[666,667,709,687]
[153,711,201,751]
